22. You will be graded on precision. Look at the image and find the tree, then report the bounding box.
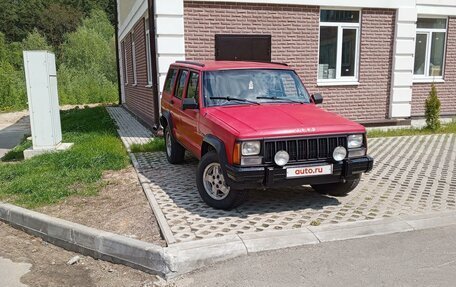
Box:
[425,84,441,131]
[60,9,116,82]
[56,0,116,25]
[0,0,116,45]
[22,30,52,51]
[0,0,45,42]
[37,3,83,47]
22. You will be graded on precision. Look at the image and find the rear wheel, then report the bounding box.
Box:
[311,175,361,197]
[196,151,248,210]
[164,126,185,164]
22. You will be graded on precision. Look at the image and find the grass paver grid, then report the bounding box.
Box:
[108,107,456,244]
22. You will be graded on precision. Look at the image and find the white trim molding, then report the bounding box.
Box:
[119,1,148,41]
[155,0,185,95]
[389,7,417,118]
[417,0,456,16]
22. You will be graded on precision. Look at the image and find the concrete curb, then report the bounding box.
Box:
[0,203,171,277]
[2,201,456,279]
[130,153,177,244]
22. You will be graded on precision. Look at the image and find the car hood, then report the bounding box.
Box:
[204,104,365,139]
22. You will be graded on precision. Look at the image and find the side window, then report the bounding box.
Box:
[175,70,188,99]
[186,72,199,99]
[164,69,178,94]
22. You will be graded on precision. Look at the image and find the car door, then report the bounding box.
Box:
[180,70,202,156]
[161,67,179,128]
[171,69,189,141]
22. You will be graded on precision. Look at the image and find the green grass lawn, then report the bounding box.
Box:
[130,138,165,153]
[0,106,129,208]
[368,120,456,138]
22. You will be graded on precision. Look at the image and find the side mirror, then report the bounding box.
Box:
[312,93,323,105]
[182,98,199,110]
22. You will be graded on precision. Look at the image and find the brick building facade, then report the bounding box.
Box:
[184,3,396,122]
[117,0,456,129]
[412,17,456,117]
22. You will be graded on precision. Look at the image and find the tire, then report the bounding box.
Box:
[311,175,361,197]
[164,126,185,164]
[196,151,248,210]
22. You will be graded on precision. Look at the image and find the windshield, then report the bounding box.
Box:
[203,69,311,107]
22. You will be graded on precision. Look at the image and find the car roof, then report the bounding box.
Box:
[170,60,293,71]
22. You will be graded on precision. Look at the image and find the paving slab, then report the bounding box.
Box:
[166,235,248,276]
[308,217,414,242]
[399,211,456,230]
[239,228,319,253]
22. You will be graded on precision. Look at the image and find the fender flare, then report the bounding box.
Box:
[202,134,230,179]
[160,110,173,130]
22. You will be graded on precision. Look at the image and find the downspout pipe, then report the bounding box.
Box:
[114,0,122,105]
[147,0,161,132]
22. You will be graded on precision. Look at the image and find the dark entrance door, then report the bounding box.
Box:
[215,35,271,62]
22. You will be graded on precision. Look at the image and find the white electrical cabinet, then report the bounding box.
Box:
[23,51,71,159]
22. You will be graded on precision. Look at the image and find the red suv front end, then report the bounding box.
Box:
[160,61,373,210]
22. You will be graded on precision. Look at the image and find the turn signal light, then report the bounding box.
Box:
[233,143,241,165]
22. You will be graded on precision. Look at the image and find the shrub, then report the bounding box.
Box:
[0,61,27,111]
[58,65,118,105]
[0,8,118,111]
[425,83,441,131]
[58,9,118,103]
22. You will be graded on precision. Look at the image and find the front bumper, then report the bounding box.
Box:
[225,156,374,190]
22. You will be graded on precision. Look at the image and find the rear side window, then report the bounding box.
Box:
[175,70,188,99]
[186,72,199,99]
[164,69,178,93]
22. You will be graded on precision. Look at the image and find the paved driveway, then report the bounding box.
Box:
[109,107,456,244]
[0,112,30,158]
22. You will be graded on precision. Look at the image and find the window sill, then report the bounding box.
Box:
[145,84,153,88]
[413,78,445,84]
[317,81,359,87]
[132,83,138,87]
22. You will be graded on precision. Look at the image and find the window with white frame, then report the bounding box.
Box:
[318,10,360,83]
[122,41,128,84]
[145,18,153,86]
[131,32,137,85]
[414,18,447,79]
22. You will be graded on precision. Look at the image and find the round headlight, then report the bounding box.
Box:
[274,150,289,166]
[333,146,347,161]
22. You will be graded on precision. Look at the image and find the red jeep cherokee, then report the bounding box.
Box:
[160,61,373,210]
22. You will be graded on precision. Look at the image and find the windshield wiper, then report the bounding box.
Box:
[209,97,260,105]
[256,96,304,104]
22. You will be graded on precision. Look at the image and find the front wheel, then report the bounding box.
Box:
[311,175,361,197]
[196,151,248,210]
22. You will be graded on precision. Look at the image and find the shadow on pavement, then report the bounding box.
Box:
[137,152,340,220]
